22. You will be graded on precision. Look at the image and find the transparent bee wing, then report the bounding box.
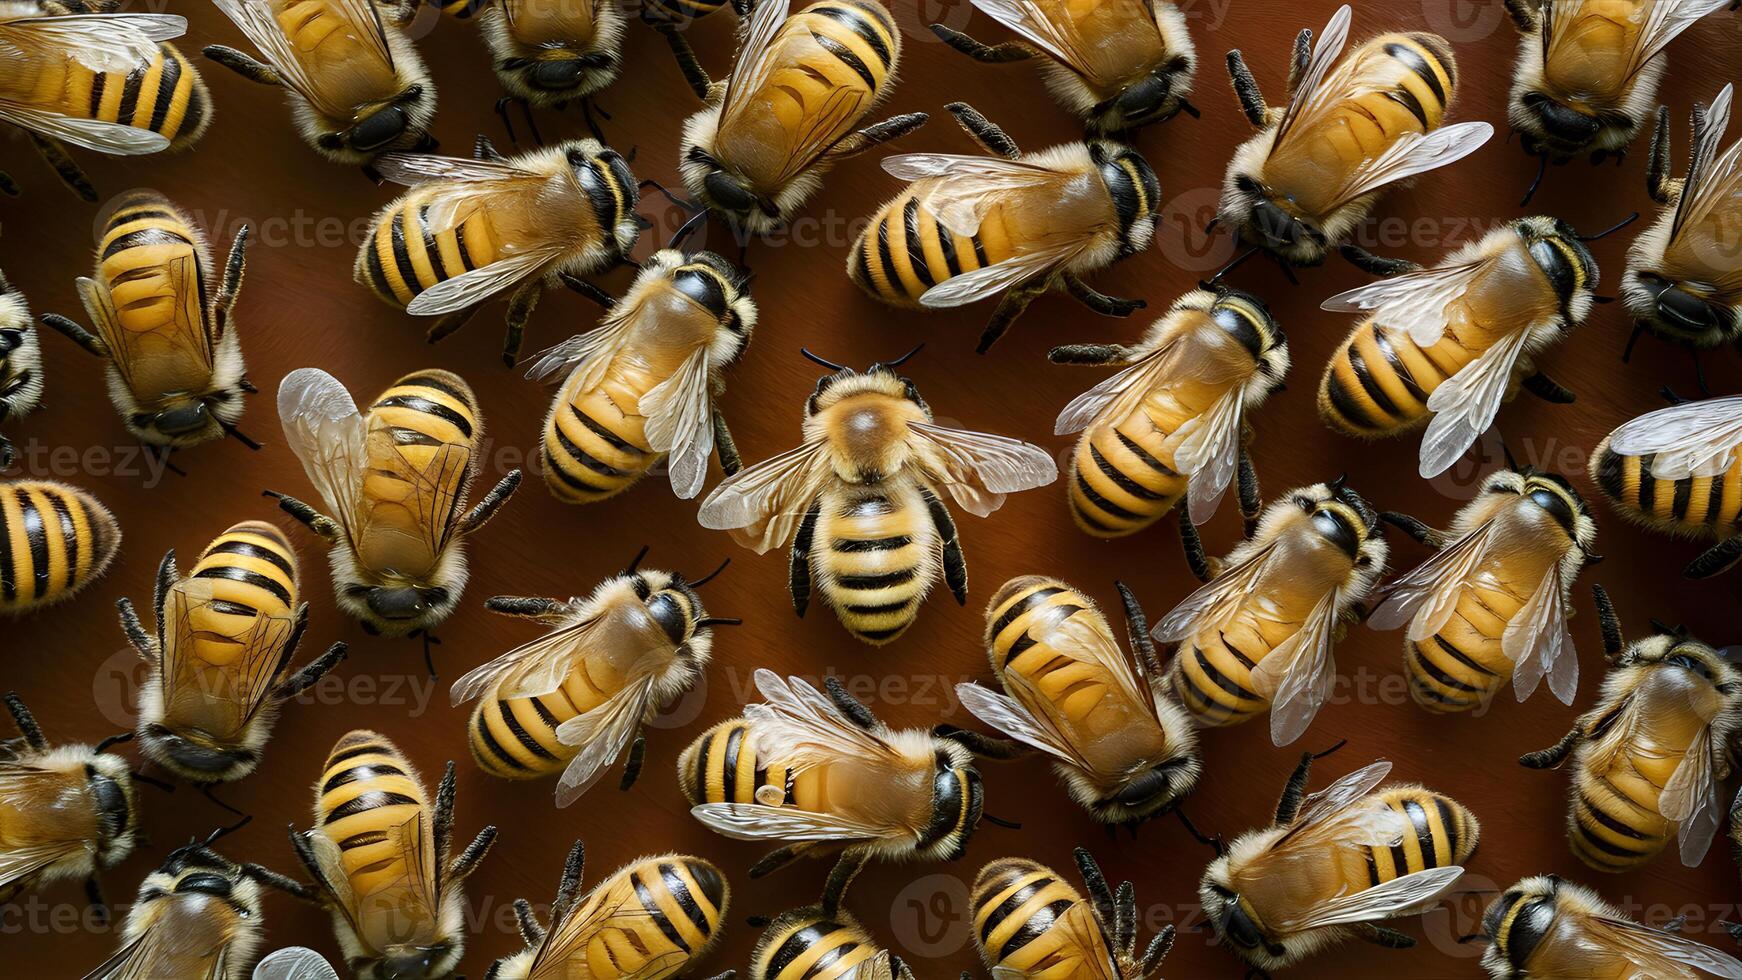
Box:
[1590,915,1742,979]
[0,102,169,155]
[1250,588,1342,747]
[1504,560,1578,706]
[1269,4,1352,151]
[908,420,1058,518]
[955,681,1083,766]
[1622,0,1729,83]
[252,948,342,980]
[551,676,656,807]
[276,368,367,543]
[1368,519,1497,642]
[1608,395,1742,480]
[1175,385,1245,526]
[917,235,1089,308]
[1671,83,1738,243]
[1659,724,1721,868]
[640,346,717,499]
[689,802,886,842]
[0,13,182,72]
[695,439,832,553]
[1320,259,1490,348]
[1330,122,1495,212]
[1277,866,1463,932]
[1419,324,1533,479]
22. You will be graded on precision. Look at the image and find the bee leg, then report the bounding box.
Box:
[1338,244,1422,278]
[263,491,341,542]
[943,102,1020,159]
[1238,446,1262,537]
[460,469,524,535]
[819,851,868,918]
[448,824,499,887]
[239,863,319,902]
[1142,924,1176,973]
[0,433,12,471]
[747,842,809,878]
[1646,105,1674,203]
[1522,371,1576,403]
[214,225,251,335]
[1047,343,1134,365]
[1519,727,1581,768]
[580,98,609,144]
[559,272,616,308]
[789,502,820,617]
[617,731,646,790]
[500,282,546,367]
[1225,50,1269,130]
[976,281,1047,354]
[198,782,247,818]
[484,595,566,621]
[510,898,545,947]
[923,489,968,605]
[1519,152,1549,208]
[276,641,348,700]
[416,631,441,679]
[1115,582,1165,674]
[1063,273,1144,317]
[1591,583,1624,659]
[1355,923,1415,949]
[27,133,95,202]
[1622,321,1646,362]
[823,676,880,730]
[432,763,457,881]
[1379,512,1446,549]
[928,24,1037,63]
[84,877,109,926]
[932,724,1026,760]
[39,313,107,358]
[662,30,714,100]
[116,597,155,660]
[550,839,586,922]
[426,304,481,344]
[712,409,743,476]
[1073,848,1116,929]
[202,45,282,86]
[1177,515,1218,583]
[1284,27,1312,98]
[1502,0,1536,30]
[823,112,930,161]
[1685,536,1742,579]
[2,693,47,750]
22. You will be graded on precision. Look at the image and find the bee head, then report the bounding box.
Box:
[1199,873,1287,969]
[918,745,982,861]
[685,146,780,228]
[1093,755,1198,824]
[86,751,139,866]
[1090,141,1161,257]
[1626,271,1730,342]
[1515,216,1601,319]
[1229,174,1329,262]
[341,575,458,638]
[1628,631,1736,687]
[370,942,458,980]
[1516,92,1605,158]
[314,84,435,162]
[1511,470,1592,546]
[499,51,616,98]
[1089,56,1193,131]
[140,723,260,783]
[118,369,248,448]
[1288,479,1381,562]
[650,248,757,357]
[1482,875,1561,974]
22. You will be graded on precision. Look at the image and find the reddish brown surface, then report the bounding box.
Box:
[4,1,1742,976]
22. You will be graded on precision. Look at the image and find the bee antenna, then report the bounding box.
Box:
[689,557,731,588]
[221,422,264,451]
[695,617,743,629]
[982,813,1022,830]
[1457,933,1489,945]
[799,348,848,372]
[1578,211,1639,241]
[1327,473,1348,492]
[95,731,135,754]
[1311,738,1348,759]
[1175,809,1225,857]
[131,771,176,793]
[669,209,709,251]
[623,545,650,575]
[1209,245,1262,285]
[746,914,771,928]
[1519,152,1549,207]
[1501,440,1520,472]
[880,343,925,370]
[203,814,253,846]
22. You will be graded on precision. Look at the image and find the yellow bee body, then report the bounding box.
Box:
[88,837,275,980]
[479,0,623,106]
[0,478,119,614]
[1482,875,1742,979]
[748,906,908,980]
[974,848,1173,978]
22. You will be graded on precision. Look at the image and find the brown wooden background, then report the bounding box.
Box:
[4,0,1742,976]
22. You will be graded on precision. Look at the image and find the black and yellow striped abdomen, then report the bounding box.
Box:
[357,197,505,311]
[849,187,1018,307]
[0,480,120,614]
[1405,579,1534,713]
[313,730,428,886]
[679,719,793,808]
[47,42,209,151]
[1591,441,1742,541]
[809,482,938,644]
[1351,787,1479,886]
[749,907,883,980]
[1319,318,1475,438]
[96,192,211,366]
[540,358,662,504]
[1566,690,1699,872]
[434,0,488,18]
[1169,608,1299,728]
[972,857,1111,976]
[356,370,479,574]
[186,520,299,631]
[568,856,727,978]
[1068,375,1231,537]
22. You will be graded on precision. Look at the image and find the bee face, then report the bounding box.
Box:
[499,52,612,98]
[1516,92,1608,158]
[917,744,982,860]
[1230,174,1331,263]
[88,752,139,866]
[1199,873,1286,968]
[623,569,711,654]
[1090,141,1161,257]
[1090,58,1192,131]
[140,723,258,783]
[1627,271,1733,341]
[367,942,458,980]
[1287,481,1380,561]
[339,573,459,638]
[1482,876,1560,974]
[1094,757,1195,824]
[312,84,435,162]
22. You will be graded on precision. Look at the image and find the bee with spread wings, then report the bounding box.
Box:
[696,349,1057,644]
[1199,755,1476,973]
[204,0,437,169]
[930,0,1199,133]
[1590,392,1742,578]
[0,7,208,199]
[1628,82,1742,367]
[1522,586,1742,873]
[1219,4,1491,268]
[1478,874,1742,979]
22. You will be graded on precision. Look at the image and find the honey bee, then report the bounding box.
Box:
[1506,0,1728,202]
[1589,392,1742,577]
[681,669,987,916]
[83,824,310,980]
[0,271,42,469]
[204,0,438,169]
[271,367,523,668]
[476,0,622,120]
[450,548,736,807]
[1370,464,1597,714]
[487,839,732,979]
[849,102,1159,353]
[0,5,209,200]
[0,693,139,915]
[286,730,497,980]
[1219,4,1491,268]
[665,0,927,233]
[1479,874,1742,978]
[747,905,912,980]
[1199,754,1476,973]
[1051,284,1288,536]
[1320,215,1610,478]
[696,348,1057,644]
[1627,82,1742,368]
[931,0,1198,132]
[41,191,260,454]
[974,847,1175,978]
[524,247,755,503]
[1522,585,1742,872]
[0,479,120,615]
[115,521,348,785]
[1158,479,1388,746]
[356,139,643,366]
[947,577,1201,826]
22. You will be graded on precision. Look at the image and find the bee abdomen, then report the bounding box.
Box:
[1590,441,1742,538]
[751,909,880,980]
[540,386,657,504]
[467,695,570,779]
[1569,774,1669,872]
[794,0,900,90]
[1405,604,1511,713]
[435,0,488,18]
[1363,788,1479,884]
[971,858,1087,970]
[359,202,500,309]
[611,857,728,967]
[371,370,480,445]
[814,489,934,644]
[680,719,787,807]
[316,732,425,843]
[190,520,299,619]
[1169,633,1266,727]
[0,480,120,614]
[71,43,209,150]
[848,191,1007,308]
[1068,424,1184,537]
[1318,321,1439,438]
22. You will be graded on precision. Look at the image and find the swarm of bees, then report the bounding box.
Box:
[9,0,1742,976]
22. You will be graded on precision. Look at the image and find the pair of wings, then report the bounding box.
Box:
[1154,536,1346,746]
[1582,684,1726,868]
[690,670,924,844]
[958,601,1167,778]
[1369,515,1579,705]
[0,762,96,891]
[159,578,298,738]
[1539,0,1728,88]
[251,948,340,980]
[879,152,1106,309]
[76,252,217,397]
[212,0,396,120]
[372,153,589,318]
[967,0,1166,82]
[988,904,1123,980]
[1608,394,1742,482]
[1669,83,1742,255]
[276,368,473,562]
[1321,246,1546,479]
[0,13,185,155]
[1260,761,1467,933]
[1055,327,1256,525]
[696,415,1057,553]
[449,596,675,807]
[1268,5,1493,214]
[525,293,722,499]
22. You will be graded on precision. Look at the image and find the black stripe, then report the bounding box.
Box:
[1193,647,1258,701]
[1412,643,1480,693]
[1385,85,1430,129]
[1638,454,1658,512]
[902,198,935,288]
[500,700,559,760]
[572,406,643,455]
[836,569,916,590]
[1370,326,1429,402]
[1579,795,1652,840]
[1218,631,1259,669]
[1434,797,1459,856]
[323,763,406,793]
[1708,472,1728,527]
[149,50,181,133]
[1404,798,1437,868]
[179,74,205,136]
[389,214,420,295]
[88,70,106,118]
[768,923,840,976]
[417,206,450,280]
[971,234,989,266]
[1574,808,1651,858]
[1091,444,1165,500]
[1347,343,1401,417]
[1115,432,1177,476]
[375,394,474,439]
[1000,899,1075,957]
[1385,41,1446,106]
[634,869,689,951]
[934,218,963,277]
[101,227,192,261]
[1673,477,1693,520]
[990,585,1064,637]
[812,2,891,67]
[831,535,911,552]
[876,213,900,295]
[1365,849,1381,887]
[193,565,293,605]
[980,877,1051,943]
[662,861,712,934]
[551,424,626,477]
[364,236,395,300]
[722,725,743,802]
[17,489,46,600]
[844,599,913,615]
[326,743,387,767]
[454,223,477,272]
[694,730,717,803]
[110,207,177,225]
[1325,369,1375,428]
[1074,470,1142,522]
[206,539,295,577]
[326,791,419,823]
[48,492,76,595]
[856,625,905,641]
[338,830,388,850]
[578,157,623,237]
[117,63,145,126]
[810,29,877,88]
[473,711,530,772]
[398,372,474,408]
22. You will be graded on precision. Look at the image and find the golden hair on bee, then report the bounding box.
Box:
[1218,4,1490,267]
[973,847,1175,978]
[931,0,1198,133]
[669,0,926,233]
[478,0,624,108]
[1521,586,1742,874]
[486,841,731,980]
[0,479,120,615]
[0,271,41,469]
[1479,873,1742,979]
[1199,753,1476,973]
[205,0,437,167]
